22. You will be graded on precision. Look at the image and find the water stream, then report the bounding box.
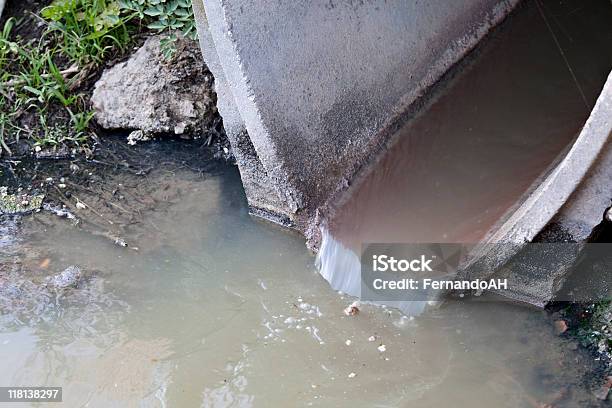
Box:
[0,166,603,407]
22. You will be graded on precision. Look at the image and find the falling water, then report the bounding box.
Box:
[316,228,433,316]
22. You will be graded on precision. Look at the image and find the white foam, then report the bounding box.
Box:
[315,228,432,316]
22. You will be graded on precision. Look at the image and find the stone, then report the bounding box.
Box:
[553,320,568,335]
[46,266,82,289]
[594,384,610,401]
[91,35,217,137]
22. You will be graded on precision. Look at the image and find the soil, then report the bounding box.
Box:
[0,0,52,39]
[1,133,232,242]
[547,216,612,399]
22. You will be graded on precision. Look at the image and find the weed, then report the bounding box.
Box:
[0,0,198,155]
[42,0,134,66]
[121,0,197,58]
[568,301,612,370]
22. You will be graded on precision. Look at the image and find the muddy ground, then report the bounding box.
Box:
[0,133,231,242]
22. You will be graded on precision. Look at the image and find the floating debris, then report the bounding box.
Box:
[347,372,356,379]
[45,266,82,289]
[345,339,352,346]
[112,236,128,247]
[344,301,360,316]
[127,130,152,146]
[43,203,77,220]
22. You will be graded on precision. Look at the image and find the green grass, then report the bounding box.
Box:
[42,0,135,66]
[0,0,197,156]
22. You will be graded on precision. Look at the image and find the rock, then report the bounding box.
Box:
[46,266,82,289]
[553,320,568,335]
[594,376,612,401]
[594,384,610,401]
[91,35,217,137]
[343,301,360,316]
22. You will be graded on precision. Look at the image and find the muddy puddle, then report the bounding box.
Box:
[0,162,604,407]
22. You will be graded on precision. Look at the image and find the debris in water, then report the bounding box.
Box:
[39,258,51,269]
[345,339,352,346]
[347,372,356,379]
[43,203,77,220]
[344,301,360,316]
[127,130,151,146]
[113,237,128,247]
[46,265,82,289]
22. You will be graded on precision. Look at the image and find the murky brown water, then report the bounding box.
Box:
[329,0,612,248]
[0,166,603,407]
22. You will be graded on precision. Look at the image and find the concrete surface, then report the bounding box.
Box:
[192,0,296,225]
[194,0,611,308]
[194,0,520,231]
